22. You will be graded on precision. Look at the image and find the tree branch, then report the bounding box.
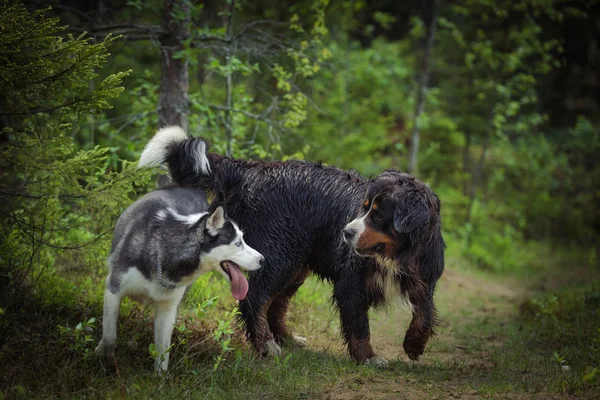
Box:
[208,104,291,135]
[0,99,87,116]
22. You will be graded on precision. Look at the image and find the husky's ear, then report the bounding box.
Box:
[206,206,225,231]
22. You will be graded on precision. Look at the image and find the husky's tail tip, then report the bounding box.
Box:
[138,126,211,176]
[138,126,189,169]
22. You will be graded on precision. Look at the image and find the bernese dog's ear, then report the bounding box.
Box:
[208,191,227,215]
[393,192,430,233]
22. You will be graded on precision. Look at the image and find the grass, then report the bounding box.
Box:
[1,242,599,399]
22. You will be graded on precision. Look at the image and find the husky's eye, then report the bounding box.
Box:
[235,241,242,247]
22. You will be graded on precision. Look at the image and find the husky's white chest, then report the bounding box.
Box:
[114,268,187,304]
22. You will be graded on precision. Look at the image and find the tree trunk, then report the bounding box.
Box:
[407,0,440,175]
[158,0,190,131]
[224,0,236,156]
[463,129,471,195]
[465,107,494,227]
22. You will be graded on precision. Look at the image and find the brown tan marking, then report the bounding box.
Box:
[252,298,276,356]
[356,224,396,251]
[267,267,310,345]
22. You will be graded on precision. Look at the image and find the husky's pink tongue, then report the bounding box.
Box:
[228,262,249,300]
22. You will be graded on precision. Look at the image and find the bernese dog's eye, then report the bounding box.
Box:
[372,209,383,221]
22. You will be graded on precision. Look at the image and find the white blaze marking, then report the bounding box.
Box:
[374,255,414,311]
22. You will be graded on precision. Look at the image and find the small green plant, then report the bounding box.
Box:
[176,321,194,346]
[532,295,560,321]
[582,329,600,386]
[212,307,242,371]
[57,318,97,361]
[194,296,219,319]
[551,351,567,367]
[148,342,175,366]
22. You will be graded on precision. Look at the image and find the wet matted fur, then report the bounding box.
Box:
[138,126,445,366]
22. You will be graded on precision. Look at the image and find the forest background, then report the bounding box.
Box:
[1,0,599,398]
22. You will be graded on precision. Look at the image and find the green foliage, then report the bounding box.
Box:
[513,284,600,393]
[211,307,242,371]
[1,0,599,397]
[0,2,149,331]
[296,38,413,175]
[57,317,97,361]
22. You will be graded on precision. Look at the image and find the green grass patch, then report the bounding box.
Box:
[2,244,599,399]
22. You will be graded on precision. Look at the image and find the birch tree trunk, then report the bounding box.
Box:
[407,0,440,175]
[224,0,236,156]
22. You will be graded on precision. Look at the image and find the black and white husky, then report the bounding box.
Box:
[95,186,264,373]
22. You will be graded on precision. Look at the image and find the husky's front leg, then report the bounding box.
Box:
[96,288,122,359]
[153,296,181,374]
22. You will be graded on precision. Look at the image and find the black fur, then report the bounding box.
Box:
[160,137,445,362]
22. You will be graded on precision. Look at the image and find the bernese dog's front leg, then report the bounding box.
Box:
[403,282,437,361]
[333,276,388,368]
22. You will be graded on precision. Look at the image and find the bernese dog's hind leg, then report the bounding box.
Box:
[239,295,281,357]
[267,267,310,348]
[333,273,388,367]
[238,274,286,358]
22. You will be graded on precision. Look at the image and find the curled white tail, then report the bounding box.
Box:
[138,126,211,175]
[138,126,188,168]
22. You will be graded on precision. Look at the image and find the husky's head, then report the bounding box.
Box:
[197,206,264,300]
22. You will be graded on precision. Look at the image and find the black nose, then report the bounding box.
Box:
[258,255,265,266]
[343,228,355,241]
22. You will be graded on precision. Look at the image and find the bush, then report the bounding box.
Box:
[0,1,149,346]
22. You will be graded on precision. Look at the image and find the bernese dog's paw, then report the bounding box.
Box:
[364,356,389,368]
[403,338,425,361]
[261,339,283,357]
[291,335,307,348]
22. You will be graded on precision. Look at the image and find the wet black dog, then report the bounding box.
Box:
[139,126,445,366]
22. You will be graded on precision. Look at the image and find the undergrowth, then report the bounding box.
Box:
[503,283,600,395]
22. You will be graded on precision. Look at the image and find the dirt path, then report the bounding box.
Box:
[307,267,577,400]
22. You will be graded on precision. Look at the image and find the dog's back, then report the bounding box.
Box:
[112,185,208,250]
[107,186,209,286]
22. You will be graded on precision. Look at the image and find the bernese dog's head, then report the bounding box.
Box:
[343,170,441,265]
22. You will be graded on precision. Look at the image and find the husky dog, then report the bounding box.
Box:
[95,186,264,373]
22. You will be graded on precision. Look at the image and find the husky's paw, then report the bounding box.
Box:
[260,339,282,357]
[154,362,168,376]
[364,356,389,368]
[291,335,307,348]
[95,340,115,359]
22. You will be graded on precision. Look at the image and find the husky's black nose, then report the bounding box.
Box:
[259,255,266,266]
[343,228,356,242]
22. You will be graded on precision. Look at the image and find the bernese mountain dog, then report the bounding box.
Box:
[138,126,445,367]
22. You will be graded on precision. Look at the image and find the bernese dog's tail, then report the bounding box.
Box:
[138,126,213,188]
